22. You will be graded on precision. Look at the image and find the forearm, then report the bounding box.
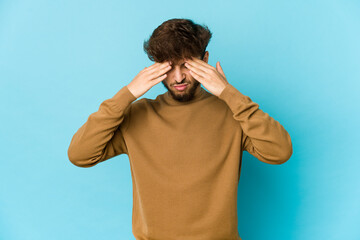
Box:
[67,85,137,167]
[218,84,293,164]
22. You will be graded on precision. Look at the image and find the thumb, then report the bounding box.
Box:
[216,61,226,79]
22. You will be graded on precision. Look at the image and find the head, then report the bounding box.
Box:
[143,18,212,102]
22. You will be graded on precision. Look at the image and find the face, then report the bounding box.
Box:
[162,52,209,102]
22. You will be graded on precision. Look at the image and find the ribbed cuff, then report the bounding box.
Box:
[218,84,253,112]
[104,85,138,112]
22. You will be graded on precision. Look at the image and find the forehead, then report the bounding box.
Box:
[172,58,187,65]
[172,56,200,65]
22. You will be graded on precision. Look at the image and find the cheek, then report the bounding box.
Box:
[182,68,190,76]
[163,78,170,85]
[186,72,195,80]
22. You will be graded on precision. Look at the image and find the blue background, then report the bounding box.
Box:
[1,0,359,239]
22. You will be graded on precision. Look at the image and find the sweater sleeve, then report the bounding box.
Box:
[67,85,137,168]
[218,84,293,164]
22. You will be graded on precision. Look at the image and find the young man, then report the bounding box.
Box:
[67,18,293,240]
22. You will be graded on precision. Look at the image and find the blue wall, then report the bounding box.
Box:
[1,0,359,239]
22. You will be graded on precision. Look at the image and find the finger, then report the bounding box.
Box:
[146,61,170,71]
[185,58,210,74]
[152,72,168,84]
[216,61,226,79]
[184,62,207,78]
[150,64,172,80]
[144,62,160,71]
[147,61,171,74]
[189,69,204,83]
[188,57,214,70]
[145,62,170,77]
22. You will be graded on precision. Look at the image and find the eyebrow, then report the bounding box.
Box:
[172,59,188,66]
[173,62,186,66]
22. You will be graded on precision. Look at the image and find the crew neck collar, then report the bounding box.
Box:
[162,86,210,106]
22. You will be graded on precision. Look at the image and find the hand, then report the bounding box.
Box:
[184,57,229,97]
[127,61,172,98]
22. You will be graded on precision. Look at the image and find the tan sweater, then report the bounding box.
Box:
[67,84,293,240]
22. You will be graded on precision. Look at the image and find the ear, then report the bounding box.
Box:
[202,51,209,63]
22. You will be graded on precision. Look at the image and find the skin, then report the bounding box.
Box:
[127,51,229,101]
[161,52,208,102]
[184,52,229,97]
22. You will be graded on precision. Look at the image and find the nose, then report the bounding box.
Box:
[173,66,186,83]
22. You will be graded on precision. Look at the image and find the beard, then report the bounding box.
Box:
[162,79,200,102]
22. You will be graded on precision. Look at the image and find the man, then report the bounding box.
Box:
[67,18,293,240]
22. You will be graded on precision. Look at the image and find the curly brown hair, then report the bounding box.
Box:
[143,18,212,64]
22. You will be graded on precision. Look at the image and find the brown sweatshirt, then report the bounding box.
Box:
[67,83,293,240]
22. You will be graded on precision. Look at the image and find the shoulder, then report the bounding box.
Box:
[129,96,161,114]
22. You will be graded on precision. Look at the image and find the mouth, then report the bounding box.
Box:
[173,84,188,91]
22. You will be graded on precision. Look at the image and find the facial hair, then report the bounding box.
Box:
[162,79,200,102]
